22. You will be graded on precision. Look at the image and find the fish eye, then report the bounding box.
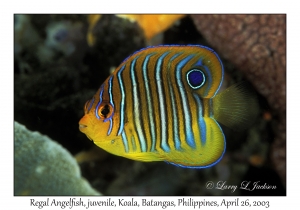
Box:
[101,105,110,117]
[97,103,114,120]
[187,69,205,89]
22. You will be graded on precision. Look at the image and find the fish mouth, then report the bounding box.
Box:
[79,124,93,142]
[79,124,88,133]
[79,115,91,135]
[79,124,87,129]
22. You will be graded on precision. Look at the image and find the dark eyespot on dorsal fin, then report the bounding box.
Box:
[187,69,205,89]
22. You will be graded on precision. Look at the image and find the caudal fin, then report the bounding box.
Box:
[212,82,259,131]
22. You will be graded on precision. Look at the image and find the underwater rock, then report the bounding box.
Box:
[190,14,286,186]
[14,121,100,195]
[14,14,43,74]
[43,20,87,64]
[87,14,145,67]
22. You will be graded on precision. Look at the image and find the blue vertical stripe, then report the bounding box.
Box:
[201,65,213,97]
[107,118,113,135]
[156,51,170,152]
[117,65,126,136]
[121,131,129,153]
[193,93,206,146]
[108,75,114,108]
[142,53,156,151]
[131,56,147,152]
[108,76,114,105]
[176,55,196,148]
[167,53,182,150]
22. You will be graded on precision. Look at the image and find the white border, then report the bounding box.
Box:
[2,0,296,209]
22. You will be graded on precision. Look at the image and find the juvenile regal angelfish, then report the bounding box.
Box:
[79,45,258,168]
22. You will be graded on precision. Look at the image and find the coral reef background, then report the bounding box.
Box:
[14,14,286,196]
[14,122,100,195]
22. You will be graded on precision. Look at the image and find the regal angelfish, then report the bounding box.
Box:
[79,45,258,168]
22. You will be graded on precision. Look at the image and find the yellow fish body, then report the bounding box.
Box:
[79,45,258,168]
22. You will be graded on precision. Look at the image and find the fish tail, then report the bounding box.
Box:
[212,82,259,131]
